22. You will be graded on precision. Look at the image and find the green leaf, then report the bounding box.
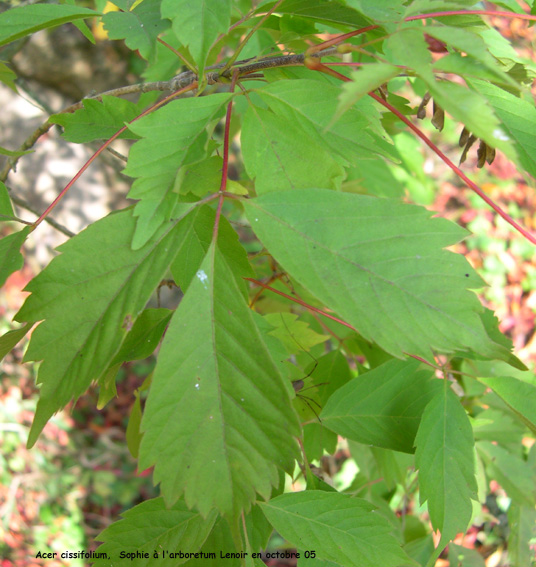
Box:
[346,0,405,23]
[161,0,232,76]
[0,4,99,47]
[241,104,345,194]
[49,96,144,143]
[260,491,414,567]
[414,386,477,557]
[507,503,536,567]
[251,79,397,165]
[0,181,14,218]
[110,308,173,364]
[258,0,371,29]
[138,232,300,518]
[479,376,536,435]
[322,359,442,453]
[469,80,536,179]
[0,61,17,92]
[334,64,401,121]
[15,205,198,448]
[0,145,33,158]
[243,189,515,363]
[103,0,169,60]
[0,226,29,287]
[447,543,485,567]
[477,441,536,507]
[94,497,218,566]
[0,322,33,361]
[124,93,232,248]
[51,103,133,144]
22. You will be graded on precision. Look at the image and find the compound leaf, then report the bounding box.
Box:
[260,491,414,567]
[415,386,477,558]
[124,93,231,248]
[94,497,218,566]
[321,359,442,453]
[243,189,515,364]
[15,205,199,448]
[138,228,300,518]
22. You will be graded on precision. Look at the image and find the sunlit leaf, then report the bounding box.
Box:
[244,189,515,364]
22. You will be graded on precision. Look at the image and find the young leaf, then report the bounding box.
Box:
[138,235,300,518]
[260,491,414,567]
[414,386,477,558]
[93,497,218,566]
[321,359,442,453]
[103,0,169,60]
[15,205,198,448]
[124,94,232,248]
[0,4,99,47]
[243,189,515,364]
[0,226,29,287]
[49,96,144,143]
[161,0,232,76]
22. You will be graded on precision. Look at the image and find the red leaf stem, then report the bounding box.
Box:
[318,63,536,245]
[31,84,197,232]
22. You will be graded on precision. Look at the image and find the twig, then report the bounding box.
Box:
[0,48,339,182]
[8,191,75,237]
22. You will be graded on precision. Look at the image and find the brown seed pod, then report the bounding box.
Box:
[477,140,488,168]
[486,144,496,165]
[417,92,432,119]
[459,126,470,148]
[459,134,477,164]
[431,100,445,131]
